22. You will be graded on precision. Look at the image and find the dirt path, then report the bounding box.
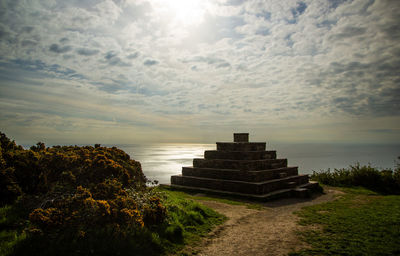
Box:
[188,188,343,256]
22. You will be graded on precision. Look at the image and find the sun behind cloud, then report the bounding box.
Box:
[151,0,207,27]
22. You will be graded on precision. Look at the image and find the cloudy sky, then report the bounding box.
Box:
[0,0,399,145]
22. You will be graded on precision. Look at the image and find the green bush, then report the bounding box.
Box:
[0,167,21,206]
[0,131,225,256]
[0,132,167,255]
[311,163,400,194]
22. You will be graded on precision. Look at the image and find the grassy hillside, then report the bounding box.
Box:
[292,164,400,255]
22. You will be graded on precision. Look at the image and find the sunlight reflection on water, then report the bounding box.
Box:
[118,143,399,185]
[119,144,216,184]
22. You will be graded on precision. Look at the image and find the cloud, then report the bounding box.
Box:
[49,44,72,54]
[288,1,307,23]
[255,27,270,36]
[143,59,158,66]
[182,56,231,69]
[0,59,86,82]
[76,48,99,56]
[185,14,245,43]
[59,37,69,43]
[329,26,367,40]
[21,26,34,33]
[104,51,131,66]
[224,0,246,6]
[127,52,139,59]
[327,0,349,9]
[21,40,38,47]
[0,0,399,144]
[216,62,231,68]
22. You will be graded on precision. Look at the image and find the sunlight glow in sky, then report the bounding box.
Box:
[0,0,399,145]
[153,0,207,26]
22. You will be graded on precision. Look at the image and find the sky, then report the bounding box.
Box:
[0,0,399,145]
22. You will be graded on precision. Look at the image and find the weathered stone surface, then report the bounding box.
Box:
[234,133,249,142]
[166,181,320,201]
[182,166,298,182]
[204,150,276,160]
[293,188,310,198]
[170,174,309,195]
[216,142,266,151]
[247,167,299,182]
[193,158,287,171]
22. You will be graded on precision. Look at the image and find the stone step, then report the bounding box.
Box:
[204,150,277,160]
[167,184,289,201]
[247,167,298,181]
[300,181,323,193]
[293,188,310,198]
[182,166,299,182]
[170,174,309,195]
[216,142,266,151]
[279,172,288,178]
[286,181,297,188]
[193,158,287,170]
[166,181,320,201]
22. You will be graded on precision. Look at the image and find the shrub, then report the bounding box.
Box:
[0,167,21,206]
[0,133,23,206]
[0,135,147,205]
[0,131,168,255]
[311,163,400,194]
[0,132,225,256]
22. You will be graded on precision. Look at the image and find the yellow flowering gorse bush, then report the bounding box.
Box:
[0,132,166,240]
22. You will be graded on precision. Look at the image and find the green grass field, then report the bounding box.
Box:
[291,186,400,256]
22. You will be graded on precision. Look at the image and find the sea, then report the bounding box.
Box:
[116,143,400,185]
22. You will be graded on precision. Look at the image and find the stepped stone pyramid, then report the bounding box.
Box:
[170,133,320,200]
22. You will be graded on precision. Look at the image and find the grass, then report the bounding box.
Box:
[0,205,27,256]
[290,186,400,256]
[0,189,226,256]
[0,230,26,256]
[158,185,265,210]
[158,188,227,255]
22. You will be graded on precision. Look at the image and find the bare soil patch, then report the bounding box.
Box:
[187,188,342,256]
